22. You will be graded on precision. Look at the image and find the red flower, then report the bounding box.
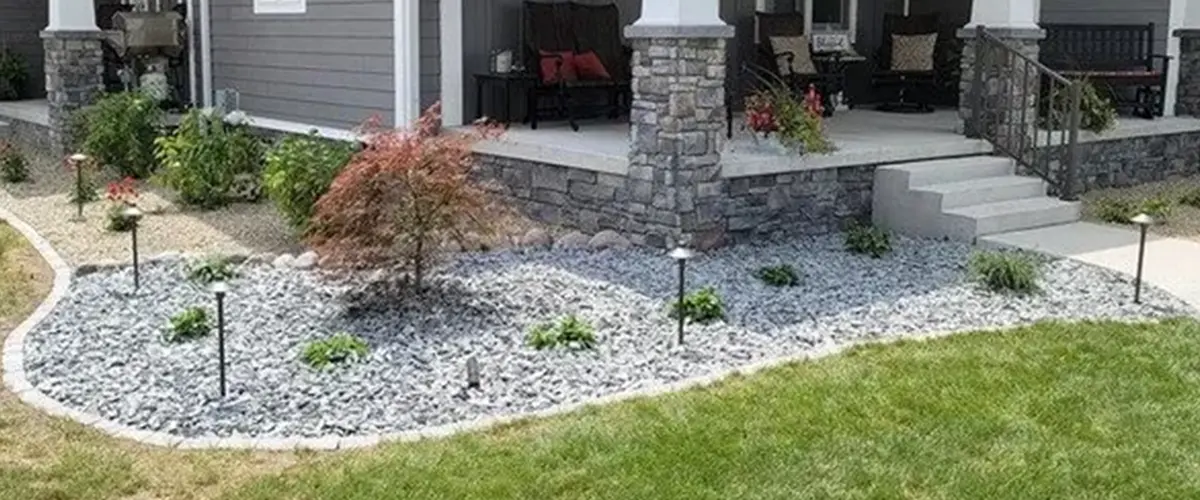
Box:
[105,177,139,204]
[804,85,825,117]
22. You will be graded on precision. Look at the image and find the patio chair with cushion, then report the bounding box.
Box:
[522,0,631,131]
[871,13,941,113]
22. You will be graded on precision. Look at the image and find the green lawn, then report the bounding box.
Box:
[231,319,1200,500]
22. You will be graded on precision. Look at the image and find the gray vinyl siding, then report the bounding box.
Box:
[209,0,393,129]
[0,0,46,98]
[1041,0,1171,55]
[420,0,440,111]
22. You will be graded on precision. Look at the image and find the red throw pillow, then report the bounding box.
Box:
[574,51,611,80]
[538,50,577,84]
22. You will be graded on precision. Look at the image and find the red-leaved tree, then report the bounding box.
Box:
[307,103,504,290]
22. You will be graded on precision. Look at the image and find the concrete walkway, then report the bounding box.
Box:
[981,222,1200,311]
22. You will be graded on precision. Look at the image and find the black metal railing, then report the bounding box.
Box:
[967,25,1082,201]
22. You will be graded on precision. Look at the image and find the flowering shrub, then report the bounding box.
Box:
[744,75,832,154]
[104,177,140,232]
[154,108,264,209]
[307,104,504,290]
[78,91,163,179]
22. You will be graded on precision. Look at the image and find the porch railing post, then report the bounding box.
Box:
[968,24,987,139]
[1063,81,1082,201]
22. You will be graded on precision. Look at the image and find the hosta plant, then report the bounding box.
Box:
[845,223,892,258]
[669,286,726,325]
[969,251,1041,295]
[302,333,369,369]
[526,315,597,350]
[166,307,210,342]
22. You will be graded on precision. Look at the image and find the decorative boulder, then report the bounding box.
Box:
[272,254,295,268]
[293,251,318,269]
[588,230,631,250]
[520,228,553,249]
[554,231,590,250]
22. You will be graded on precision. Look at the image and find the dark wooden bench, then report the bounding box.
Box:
[1040,23,1170,118]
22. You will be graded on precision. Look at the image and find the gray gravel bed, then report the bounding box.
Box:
[22,235,1194,438]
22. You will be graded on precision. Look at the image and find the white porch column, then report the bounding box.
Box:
[966,0,1040,29]
[394,0,421,126]
[625,0,734,248]
[43,0,103,156]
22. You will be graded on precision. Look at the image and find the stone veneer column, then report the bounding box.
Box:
[41,30,104,157]
[957,27,1045,148]
[624,24,735,249]
[1174,30,1200,116]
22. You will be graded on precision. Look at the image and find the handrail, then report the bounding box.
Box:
[968,25,1082,201]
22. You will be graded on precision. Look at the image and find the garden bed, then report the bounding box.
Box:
[21,235,1193,439]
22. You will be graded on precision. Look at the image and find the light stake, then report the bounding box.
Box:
[124,206,144,291]
[669,243,695,346]
[1131,213,1154,304]
[69,154,88,221]
[211,281,230,398]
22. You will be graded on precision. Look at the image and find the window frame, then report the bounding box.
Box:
[254,0,306,15]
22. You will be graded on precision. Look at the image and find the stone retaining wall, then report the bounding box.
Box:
[1034,130,1200,194]
[725,166,875,242]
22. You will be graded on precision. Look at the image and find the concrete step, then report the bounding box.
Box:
[914,176,1048,209]
[884,156,1015,187]
[943,197,1082,240]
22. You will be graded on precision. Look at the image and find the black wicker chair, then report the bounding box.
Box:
[522,1,630,131]
[871,13,941,113]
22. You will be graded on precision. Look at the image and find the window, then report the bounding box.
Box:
[765,0,857,36]
[254,0,305,14]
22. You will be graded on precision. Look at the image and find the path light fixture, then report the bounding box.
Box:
[669,242,695,346]
[466,356,481,390]
[210,281,230,398]
[124,206,144,291]
[69,154,89,221]
[1131,213,1154,304]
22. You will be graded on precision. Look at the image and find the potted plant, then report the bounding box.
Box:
[743,82,833,155]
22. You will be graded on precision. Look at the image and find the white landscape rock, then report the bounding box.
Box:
[293,251,318,270]
[588,230,632,250]
[553,231,590,250]
[19,234,1195,441]
[272,254,295,268]
[520,228,553,249]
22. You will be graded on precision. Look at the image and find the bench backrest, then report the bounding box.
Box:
[522,1,627,80]
[1041,23,1155,72]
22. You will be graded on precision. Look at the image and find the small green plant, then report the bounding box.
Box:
[0,49,27,101]
[302,333,369,369]
[526,315,598,350]
[1181,188,1200,209]
[1043,80,1117,134]
[845,223,892,258]
[263,131,356,232]
[669,287,726,325]
[67,156,100,205]
[756,264,801,287]
[0,142,28,183]
[186,255,239,285]
[155,108,264,209]
[78,91,164,179]
[1094,196,1174,224]
[104,204,138,232]
[166,307,210,342]
[969,251,1041,295]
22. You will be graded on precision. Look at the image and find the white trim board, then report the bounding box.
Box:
[247,115,361,142]
[1166,0,1186,116]
[440,0,464,126]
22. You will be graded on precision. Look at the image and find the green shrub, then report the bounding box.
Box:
[302,333,369,369]
[969,251,1040,295]
[0,143,28,183]
[845,223,892,258]
[756,264,801,287]
[669,287,726,325]
[1094,196,1174,224]
[104,204,138,232]
[78,92,163,179]
[1043,80,1117,134]
[1181,188,1200,209]
[166,307,210,342]
[263,132,356,231]
[186,255,239,285]
[0,49,27,101]
[526,315,597,350]
[154,109,263,209]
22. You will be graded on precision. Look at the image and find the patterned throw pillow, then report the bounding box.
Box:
[770,36,817,76]
[891,33,937,72]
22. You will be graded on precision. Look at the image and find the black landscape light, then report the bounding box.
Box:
[124,206,144,291]
[1131,213,1154,304]
[669,243,695,345]
[210,281,230,398]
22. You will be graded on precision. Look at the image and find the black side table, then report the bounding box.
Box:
[814,53,868,110]
[475,72,538,125]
